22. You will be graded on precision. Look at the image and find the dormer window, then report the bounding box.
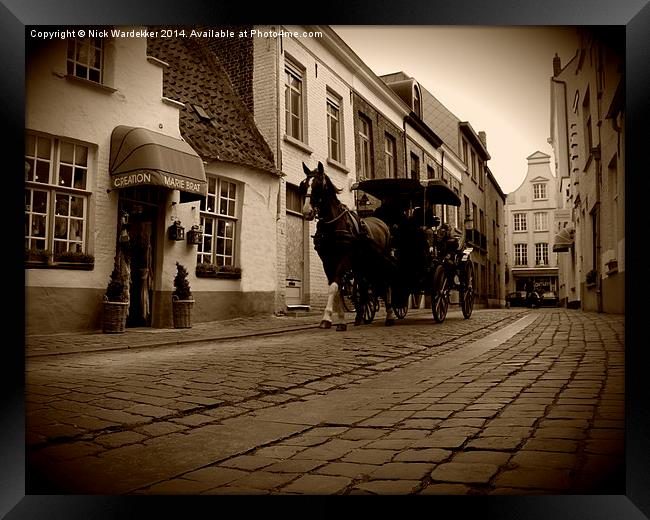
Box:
[413,84,421,118]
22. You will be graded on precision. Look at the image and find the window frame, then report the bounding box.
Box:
[284,59,305,142]
[410,152,420,180]
[384,133,396,179]
[535,242,549,266]
[533,182,548,200]
[25,131,93,263]
[197,176,240,268]
[413,84,422,118]
[534,211,549,231]
[326,92,342,163]
[358,114,373,179]
[513,212,527,232]
[514,243,528,266]
[67,36,104,84]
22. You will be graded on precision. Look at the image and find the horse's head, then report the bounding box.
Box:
[300,161,334,221]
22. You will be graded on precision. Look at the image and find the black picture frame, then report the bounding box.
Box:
[6,0,649,518]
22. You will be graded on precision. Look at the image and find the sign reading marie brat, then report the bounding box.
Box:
[112,170,207,196]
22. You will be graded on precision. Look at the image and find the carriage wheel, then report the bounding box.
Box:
[363,293,378,324]
[347,277,377,324]
[431,265,449,323]
[460,261,475,319]
[355,286,379,325]
[393,305,408,320]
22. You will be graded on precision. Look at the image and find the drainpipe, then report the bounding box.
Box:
[403,118,408,179]
[276,29,283,222]
[551,76,575,308]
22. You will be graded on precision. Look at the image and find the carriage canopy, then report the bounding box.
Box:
[351,178,461,207]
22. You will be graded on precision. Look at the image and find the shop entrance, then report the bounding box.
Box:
[118,187,162,327]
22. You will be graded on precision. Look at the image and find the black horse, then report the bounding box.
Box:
[299,161,396,330]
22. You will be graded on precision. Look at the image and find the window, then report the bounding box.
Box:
[534,212,548,231]
[583,88,593,152]
[514,244,528,266]
[464,196,471,221]
[513,212,527,232]
[472,203,478,231]
[384,133,396,178]
[286,183,303,214]
[326,94,341,163]
[67,37,103,83]
[533,183,547,200]
[198,177,238,267]
[413,85,421,118]
[478,160,485,188]
[358,115,372,179]
[495,201,500,225]
[535,243,549,266]
[471,150,477,181]
[285,60,304,141]
[410,152,420,180]
[426,165,435,180]
[25,132,91,259]
[462,139,469,165]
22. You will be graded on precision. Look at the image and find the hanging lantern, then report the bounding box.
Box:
[168,220,185,241]
[187,225,203,245]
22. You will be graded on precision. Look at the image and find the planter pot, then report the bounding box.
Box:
[172,297,194,328]
[102,300,129,333]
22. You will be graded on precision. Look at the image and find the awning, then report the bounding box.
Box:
[352,178,461,207]
[109,126,207,201]
[553,227,575,252]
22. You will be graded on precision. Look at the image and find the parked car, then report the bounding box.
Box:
[506,291,528,308]
[540,291,559,307]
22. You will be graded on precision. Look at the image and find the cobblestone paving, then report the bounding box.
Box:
[26,308,624,495]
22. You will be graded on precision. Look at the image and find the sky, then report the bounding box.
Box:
[331,26,581,194]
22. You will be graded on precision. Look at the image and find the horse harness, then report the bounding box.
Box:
[313,204,369,254]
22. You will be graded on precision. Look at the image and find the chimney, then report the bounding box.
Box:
[553,53,562,76]
[478,131,487,149]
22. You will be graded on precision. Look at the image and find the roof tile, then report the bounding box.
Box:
[147,35,278,176]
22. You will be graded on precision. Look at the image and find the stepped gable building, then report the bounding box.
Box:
[504,151,559,296]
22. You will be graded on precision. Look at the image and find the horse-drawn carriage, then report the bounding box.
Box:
[349,177,475,324]
[300,162,474,330]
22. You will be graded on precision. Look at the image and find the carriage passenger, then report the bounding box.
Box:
[373,194,409,231]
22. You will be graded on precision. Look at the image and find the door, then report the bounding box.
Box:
[285,184,305,306]
[118,187,159,327]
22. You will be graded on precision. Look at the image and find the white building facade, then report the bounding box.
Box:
[505,152,559,295]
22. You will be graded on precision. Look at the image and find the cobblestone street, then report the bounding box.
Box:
[25,308,625,495]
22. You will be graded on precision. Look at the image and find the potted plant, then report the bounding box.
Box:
[172,262,194,328]
[25,247,50,265]
[54,250,95,264]
[102,249,130,333]
[195,262,242,279]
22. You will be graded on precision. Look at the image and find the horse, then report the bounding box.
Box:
[299,161,396,331]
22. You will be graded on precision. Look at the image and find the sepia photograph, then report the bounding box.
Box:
[4,0,650,517]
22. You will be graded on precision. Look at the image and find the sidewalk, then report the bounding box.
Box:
[25,308,431,358]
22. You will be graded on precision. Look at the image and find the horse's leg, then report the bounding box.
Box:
[320,281,338,329]
[385,285,395,326]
